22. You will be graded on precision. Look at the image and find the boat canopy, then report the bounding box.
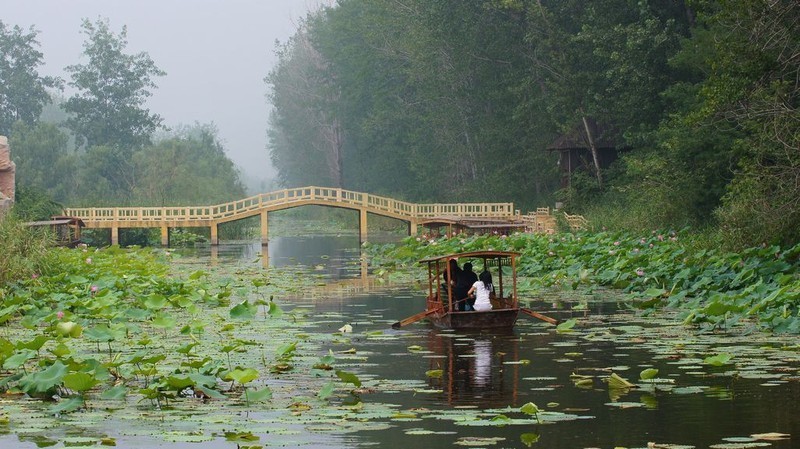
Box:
[418,250,521,265]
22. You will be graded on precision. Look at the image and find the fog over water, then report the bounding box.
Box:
[2,0,323,186]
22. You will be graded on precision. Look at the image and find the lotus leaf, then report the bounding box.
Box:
[227,368,259,385]
[246,386,273,402]
[19,361,68,395]
[63,372,99,392]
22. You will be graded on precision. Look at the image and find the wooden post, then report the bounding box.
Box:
[359,208,368,243]
[408,219,417,237]
[261,244,269,268]
[111,226,119,246]
[161,226,169,247]
[260,210,269,246]
[210,222,219,246]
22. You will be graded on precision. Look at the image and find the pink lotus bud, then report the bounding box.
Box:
[90,285,98,293]
[57,311,64,319]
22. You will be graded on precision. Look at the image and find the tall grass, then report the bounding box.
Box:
[0,214,53,286]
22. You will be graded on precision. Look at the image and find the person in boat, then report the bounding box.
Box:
[467,270,494,312]
[456,262,478,311]
[441,260,462,307]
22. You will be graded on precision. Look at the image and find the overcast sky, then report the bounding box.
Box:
[2,0,323,183]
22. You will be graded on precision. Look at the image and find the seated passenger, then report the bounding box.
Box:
[456,262,478,311]
[468,270,495,312]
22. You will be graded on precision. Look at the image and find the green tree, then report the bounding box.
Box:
[132,124,246,205]
[0,20,61,135]
[8,121,73,202]
[267,18,343,189]
[694,0,800,246]
[268,0,560,204]
[63,18,165,151]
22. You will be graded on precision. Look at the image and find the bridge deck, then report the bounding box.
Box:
[63,186,519,245]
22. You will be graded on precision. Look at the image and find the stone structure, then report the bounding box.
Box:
[0,136,16,214]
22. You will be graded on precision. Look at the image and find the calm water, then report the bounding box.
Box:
[191,236,800,449]
[2,235,798,448]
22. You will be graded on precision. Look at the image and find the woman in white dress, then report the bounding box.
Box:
[467,270,494,312]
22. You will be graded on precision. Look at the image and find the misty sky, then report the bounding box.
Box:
[2,0,323,182]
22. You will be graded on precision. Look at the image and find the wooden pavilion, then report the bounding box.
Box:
[25,216,85,247]
[547,119,624,188]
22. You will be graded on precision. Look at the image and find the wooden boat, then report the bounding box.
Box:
[393,250,557,330]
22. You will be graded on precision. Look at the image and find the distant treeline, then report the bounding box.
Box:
[0,18,245,220]
[266,0,799,247]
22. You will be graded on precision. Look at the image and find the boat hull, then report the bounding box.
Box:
[429,308,519,330]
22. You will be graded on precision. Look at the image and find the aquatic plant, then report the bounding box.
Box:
[366,231,800,333]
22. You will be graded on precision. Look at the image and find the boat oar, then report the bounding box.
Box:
[392,309,437,329]
[520,308,559,325]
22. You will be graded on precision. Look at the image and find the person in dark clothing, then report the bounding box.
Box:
[456,262,478,311]
[442,259,462,310]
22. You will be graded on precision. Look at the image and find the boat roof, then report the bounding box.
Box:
[25,217,85,227]
[419,250,521,264]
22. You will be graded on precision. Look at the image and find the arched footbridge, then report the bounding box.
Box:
[64,186,520,246]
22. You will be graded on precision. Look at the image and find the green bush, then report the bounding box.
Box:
[0,214,53,286]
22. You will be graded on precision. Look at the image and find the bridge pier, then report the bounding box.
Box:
[359,209,368,243]
[408,219,417,237]
[161,226,169,246]
[111,227,119,246]
[210,222,218,245]
[260,210,268,246]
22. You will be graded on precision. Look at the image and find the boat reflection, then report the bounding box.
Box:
[424,331,523,407]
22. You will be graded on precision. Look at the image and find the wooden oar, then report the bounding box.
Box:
[520,308,559,325]
[392,309,437,329]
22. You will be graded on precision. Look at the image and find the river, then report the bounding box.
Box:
[1,234,798,448]
[183,235,800,449]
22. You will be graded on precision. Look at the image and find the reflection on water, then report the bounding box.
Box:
[44,234,795,449]
[256,234,799,449]
[422,331,523,407]
[177,234,377,281]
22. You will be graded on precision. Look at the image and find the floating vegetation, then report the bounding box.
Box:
[0,239,798,448]
[365,231,800,334]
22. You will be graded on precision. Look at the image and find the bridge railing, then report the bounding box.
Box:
[64,186,516,223]
[415,202,515,218]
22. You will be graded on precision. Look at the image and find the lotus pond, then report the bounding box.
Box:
[0,232,798,448]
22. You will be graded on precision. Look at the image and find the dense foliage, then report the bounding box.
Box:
[0,18,245,215]
[267,0,799,247]
[366,232,800,333]
[0,20,60,136]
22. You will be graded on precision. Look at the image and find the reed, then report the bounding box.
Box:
[0,214,53,285]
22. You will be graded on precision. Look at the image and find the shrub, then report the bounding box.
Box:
[0,214,53,285]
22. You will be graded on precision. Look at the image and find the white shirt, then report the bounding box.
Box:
[471,280,493,311]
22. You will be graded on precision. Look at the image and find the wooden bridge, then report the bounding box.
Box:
[64,186,519,246]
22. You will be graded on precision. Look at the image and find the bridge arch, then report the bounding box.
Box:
[64,186,518,246]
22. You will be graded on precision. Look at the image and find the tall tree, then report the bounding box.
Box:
[8,121,72,201]
[132,124,246,205]
[63,18,165,151]
[527,0,692,188]
[267,18,344,188]
[696,0,800,246]
[0,21,61,135]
